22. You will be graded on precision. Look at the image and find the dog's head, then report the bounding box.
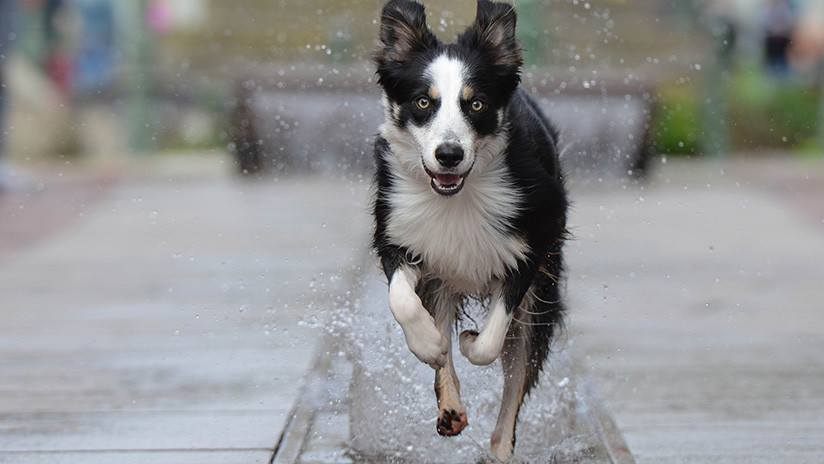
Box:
[375,0,522,196]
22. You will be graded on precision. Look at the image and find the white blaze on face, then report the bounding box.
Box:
[410,55,476,174]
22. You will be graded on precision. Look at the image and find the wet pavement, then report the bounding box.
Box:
[565,156,824,463]
[276,276,632,464]
[1,153,823,463]
[0,156,368,463]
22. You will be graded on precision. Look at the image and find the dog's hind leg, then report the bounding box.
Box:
[489,317,530,462]
[424,287,468,436]
[490,273,564,462]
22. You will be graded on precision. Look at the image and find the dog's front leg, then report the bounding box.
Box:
[430,293,467,437]
[458,296,512,366]
[388,266,448,369]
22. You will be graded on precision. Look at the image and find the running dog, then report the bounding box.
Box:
[371,0,569,461]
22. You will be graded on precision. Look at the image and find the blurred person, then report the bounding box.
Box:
[789,0,824,77]
[0,0,19,193]
[763,0,796,76]
[43,0,75,96]
[72,0,114,98]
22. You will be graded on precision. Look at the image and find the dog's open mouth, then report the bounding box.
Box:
[424,166,467,196]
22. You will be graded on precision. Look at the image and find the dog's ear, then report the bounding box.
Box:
[375,0,437,64]
[461,0,522,72]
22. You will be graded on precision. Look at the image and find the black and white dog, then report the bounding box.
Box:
[372,0,569,461]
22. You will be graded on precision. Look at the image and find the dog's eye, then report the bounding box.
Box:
[471,100,484,112]
[416,97,431,110]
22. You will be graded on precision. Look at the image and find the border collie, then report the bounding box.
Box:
[371,0,569,461]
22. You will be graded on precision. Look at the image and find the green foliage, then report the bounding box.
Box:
[650,83,702,155]
[728,71,820,151]
[650,68,823,155]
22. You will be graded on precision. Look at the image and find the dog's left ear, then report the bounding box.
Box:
[460,0,522,72]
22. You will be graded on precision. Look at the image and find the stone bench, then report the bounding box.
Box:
[229,64,654,181]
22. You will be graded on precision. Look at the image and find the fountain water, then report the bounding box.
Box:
[326,271,607,463]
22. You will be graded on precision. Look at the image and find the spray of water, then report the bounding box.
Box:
[318,270,603,463]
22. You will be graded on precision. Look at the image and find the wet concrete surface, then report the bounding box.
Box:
[564,156,824,463]
[0,156,367,463]
[278,275,632,464]
[3,153,823,463]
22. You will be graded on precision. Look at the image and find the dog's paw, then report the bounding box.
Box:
[459,329,499,365]
[403,316,448,369]
[436,407,468,436]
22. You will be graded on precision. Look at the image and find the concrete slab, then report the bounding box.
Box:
[0,451,273,464]
[9,151,820,463]
[1,410,285,451]
[0,155,371,462]
[565,157,824,463]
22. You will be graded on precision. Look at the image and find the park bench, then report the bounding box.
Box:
[229,63,655,181]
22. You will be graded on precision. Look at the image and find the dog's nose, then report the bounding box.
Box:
[435,143,464,168]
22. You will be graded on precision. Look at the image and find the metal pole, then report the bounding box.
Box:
[701,15,733,157]
[121,0,151,153]
[516,0,545,68]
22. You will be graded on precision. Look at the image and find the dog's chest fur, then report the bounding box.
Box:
[383,151,529,293]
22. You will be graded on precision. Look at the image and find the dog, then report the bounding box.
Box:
[371,0,569,461]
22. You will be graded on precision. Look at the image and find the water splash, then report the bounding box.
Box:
[324,272,604,463]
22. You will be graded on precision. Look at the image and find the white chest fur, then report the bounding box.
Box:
[383,152,529,294]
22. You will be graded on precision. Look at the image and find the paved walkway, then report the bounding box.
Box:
[2,154,823,463]
[0,156,369,463]
[565,156,824,463]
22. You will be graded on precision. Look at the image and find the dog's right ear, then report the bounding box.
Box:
[375,0,437,64]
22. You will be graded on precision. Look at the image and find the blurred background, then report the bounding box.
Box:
[3,2,824,461]
[1,0,823,184]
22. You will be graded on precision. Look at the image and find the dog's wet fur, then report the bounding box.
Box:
[371,0,569,461]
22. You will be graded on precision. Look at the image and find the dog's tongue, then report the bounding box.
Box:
[435,173,461,186]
